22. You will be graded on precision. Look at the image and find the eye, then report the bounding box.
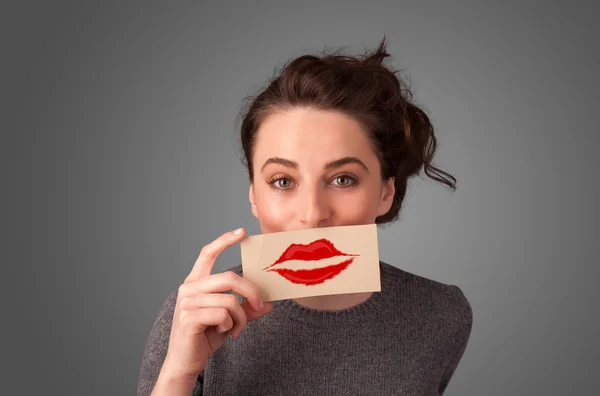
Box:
[331,174,357,187]
[268,177,294,190]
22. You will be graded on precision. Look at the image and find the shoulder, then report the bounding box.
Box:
[152,288,178,330]
[381,261,473,335]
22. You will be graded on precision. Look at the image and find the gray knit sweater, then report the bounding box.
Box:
[137,261,473,395]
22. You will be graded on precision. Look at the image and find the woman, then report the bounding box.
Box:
[137,39,473,396]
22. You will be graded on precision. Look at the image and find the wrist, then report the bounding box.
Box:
[159,363,199,385]
[152,367,198,396]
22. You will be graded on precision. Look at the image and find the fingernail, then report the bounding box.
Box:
[233,228,243,235]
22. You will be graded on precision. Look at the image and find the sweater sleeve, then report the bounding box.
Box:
[437,285,473,395]
[136,289,204,396]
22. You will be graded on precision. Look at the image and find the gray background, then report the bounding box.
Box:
[3,1,598,395]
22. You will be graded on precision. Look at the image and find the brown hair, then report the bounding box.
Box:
[238,38,456,224]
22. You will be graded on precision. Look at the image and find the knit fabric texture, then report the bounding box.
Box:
[137,261,473,395]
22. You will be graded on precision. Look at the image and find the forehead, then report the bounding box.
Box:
[253,108,376,165]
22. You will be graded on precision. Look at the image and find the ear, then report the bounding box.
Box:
[376,177,395,216]
[249,183,258,219]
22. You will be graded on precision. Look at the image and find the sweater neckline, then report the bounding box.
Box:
[270,261,399,326]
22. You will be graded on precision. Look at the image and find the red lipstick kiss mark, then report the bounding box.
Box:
[266,258,355,286]
[263,238,359,286]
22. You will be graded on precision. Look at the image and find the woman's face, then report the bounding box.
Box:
[249,107,395,234]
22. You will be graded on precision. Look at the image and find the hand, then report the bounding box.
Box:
[161,228,273,380]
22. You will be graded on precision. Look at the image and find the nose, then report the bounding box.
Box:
[298,185,331,228]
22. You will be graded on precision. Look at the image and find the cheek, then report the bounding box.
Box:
[333,190,380,222]
[254,188,294,231]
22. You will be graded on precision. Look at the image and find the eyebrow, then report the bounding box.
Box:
[260,156,370,173]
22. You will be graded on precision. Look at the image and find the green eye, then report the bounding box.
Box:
[269,178,293,189]
[276,179,291,188]
[332,175,357,187]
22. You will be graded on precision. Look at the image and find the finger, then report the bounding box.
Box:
[242,300,273,321]
[179,293,247,337]
[215,314,234,334]
[179,307,231,334]
[180,271,263,312]
[185,228,246,282]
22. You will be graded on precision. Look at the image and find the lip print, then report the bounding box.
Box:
[263,238,359,286]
